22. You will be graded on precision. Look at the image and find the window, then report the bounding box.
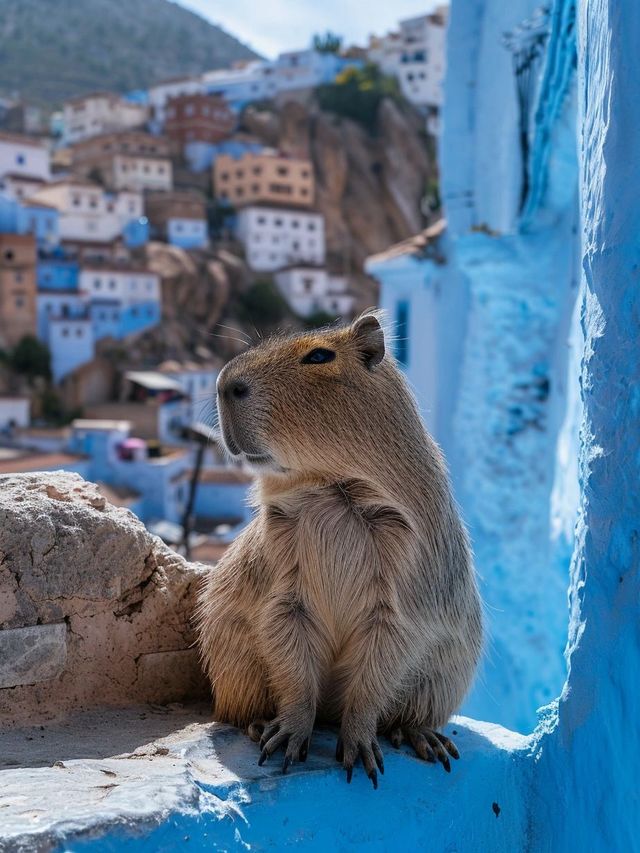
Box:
[220,172,229,181]
[253,166,262,176]
[301,188,309,196]
[235,169,244,178]
[14,271,23,283]
[72,195,81,206]
[15,295,25,308]
[395,299,410,366]
[277,166,289,176]
[292,220,300,229]
[307,221,316,231]
[16,153,25,166]
[109,279,116,290]
[62,327,69,337]
[76,328,83,337]
[274,218,283,226]
[301,169,310,178]
[251,184,260,193]
[257,216,266,225]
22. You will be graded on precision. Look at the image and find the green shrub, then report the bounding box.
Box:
[312,32,343,54]
[304,310,337,329]
[235,280,289,328]
[315,63,401,133]
[9,336,51,382]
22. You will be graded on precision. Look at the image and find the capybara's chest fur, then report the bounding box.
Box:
[263,480,415,718]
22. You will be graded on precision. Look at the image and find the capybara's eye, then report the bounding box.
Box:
[301,348,336,365]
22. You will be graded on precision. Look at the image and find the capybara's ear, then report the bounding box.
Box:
[352,313,385,369]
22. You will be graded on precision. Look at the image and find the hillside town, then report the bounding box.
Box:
[0,7,447,560]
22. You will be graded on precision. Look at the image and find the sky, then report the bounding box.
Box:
[173,0,442,59]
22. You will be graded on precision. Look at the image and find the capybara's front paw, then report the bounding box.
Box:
[255,708,314,774]
[388,725,459,773]
[337,713,384,789]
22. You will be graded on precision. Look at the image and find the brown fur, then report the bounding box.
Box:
[196,313,483,782]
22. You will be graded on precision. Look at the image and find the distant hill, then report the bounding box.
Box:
[0,0,260,106]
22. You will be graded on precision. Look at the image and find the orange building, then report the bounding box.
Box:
[213,150,314,208]
[164,94,236,146]
[0,233,37,349]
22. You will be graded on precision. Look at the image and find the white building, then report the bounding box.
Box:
[110,154,172,192]
[0,173,46,202]
[367,7,448,127]
[62,93,148,145]
[148,76,204,128]
[0,396,30,431]
[202,62,276,106]
[235,205,325,272]
[0,132,50,183]
[203,51,362,108]
[79,267,161,307]
[274,266,355,318]
[30,180,143,243]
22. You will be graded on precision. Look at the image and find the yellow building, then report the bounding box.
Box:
[0,233,37,349]
[213,150,314,208]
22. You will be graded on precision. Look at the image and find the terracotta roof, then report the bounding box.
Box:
[0,131,48,149]
[65,91,118,106]
[366,219,447,267]
[1,172,46,183]
[22,198,59,210]
[0,452,86,474]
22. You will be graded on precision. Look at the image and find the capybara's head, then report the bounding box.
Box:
[216,313,408,476]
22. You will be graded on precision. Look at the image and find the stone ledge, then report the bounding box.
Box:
[0,706,531,852]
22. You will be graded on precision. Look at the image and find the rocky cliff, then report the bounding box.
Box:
[123,96,436,370]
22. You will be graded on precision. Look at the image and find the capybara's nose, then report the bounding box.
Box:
[221,378,250,401]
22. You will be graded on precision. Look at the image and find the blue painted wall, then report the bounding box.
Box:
[37,257,80,291]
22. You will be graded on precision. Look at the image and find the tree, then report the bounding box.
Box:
[312,32,343,55]
[9,336,51,382]
[315,63,401,133]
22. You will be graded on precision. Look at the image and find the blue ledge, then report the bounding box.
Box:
[0,707,530,851]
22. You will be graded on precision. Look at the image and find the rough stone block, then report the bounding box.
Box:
[0,624,67,689]
[0,472,210,724]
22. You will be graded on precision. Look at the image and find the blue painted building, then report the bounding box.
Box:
[166,218,207,249]
[37,255,79,291]
[367,0,580,734]
[0,192,59,248]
